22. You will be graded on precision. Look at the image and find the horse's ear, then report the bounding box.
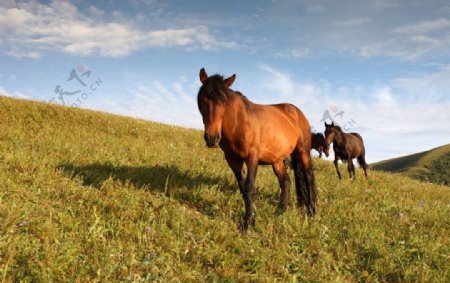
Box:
[331,121,335,127]
[199,68,208,84]
[324,122,329,127]
[224,74,236,87]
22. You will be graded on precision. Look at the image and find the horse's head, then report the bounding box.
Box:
[319,134,330,157]
[197,68,236,148]
[324,121,341,147]
[314,132,330,157]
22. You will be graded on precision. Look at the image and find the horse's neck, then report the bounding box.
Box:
[222,92,250,134]
[334,131,346,147]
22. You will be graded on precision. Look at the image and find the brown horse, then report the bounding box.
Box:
[197,68,317,231]
[311,133,329,158]
[324,122,368,180]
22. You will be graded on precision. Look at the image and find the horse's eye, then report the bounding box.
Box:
[199,96,210,111]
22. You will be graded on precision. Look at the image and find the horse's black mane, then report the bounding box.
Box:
[333,125,343,132]
[314,132,325,138]
[199,74,229,102]
[198,74,248,106]
[326,123,343,133]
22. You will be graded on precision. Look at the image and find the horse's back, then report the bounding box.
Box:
[250,103,311,162]
[269,103,311,140]
[271,103,299,116]
[348,132,365,155]
[350,132,364,142]
[270,103,310,130]
[254,103,306,128]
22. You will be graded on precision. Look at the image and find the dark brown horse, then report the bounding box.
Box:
[324,122,368,180]
[197,68,317,231]
[311,133,329,158]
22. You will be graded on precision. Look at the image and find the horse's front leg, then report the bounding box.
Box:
[348,159,354,179]
[242,154,258,231]
[334,156,342,180]
[224,154,245,194]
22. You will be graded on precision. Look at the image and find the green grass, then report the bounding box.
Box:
[372,144,450,186]
[1,96,449,282]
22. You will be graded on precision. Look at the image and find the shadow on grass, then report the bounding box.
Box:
[58,162,236,217]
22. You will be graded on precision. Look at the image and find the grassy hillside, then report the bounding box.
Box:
[372,144,450,186]
[1,96,449,282]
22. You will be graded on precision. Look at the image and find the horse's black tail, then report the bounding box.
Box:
[357,155,368,178]
[356,156,366,167]
[291,150,317,216]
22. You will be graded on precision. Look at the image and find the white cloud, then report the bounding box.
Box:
[369,0,398,9]
[279,4,450,62]
[292,48,311,58]
[391,65,450,104]
[0,85,28,99]
[334,17,371,27]
[274,48,310,59]
[258,65,295,98]
[307,5,325,13]
[394,18,450,34]
[95,78,201,128]
[5,50,41,59]
[347,33,449,61]
[0,1,235,58]
[88,5,105,17]
[372,86,395,107]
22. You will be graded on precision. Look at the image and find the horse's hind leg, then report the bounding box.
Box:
[272,160,291,213]
[334,157,342,180]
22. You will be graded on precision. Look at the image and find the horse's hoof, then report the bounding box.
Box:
[307,206,316,217]
[277,202,288,214]
[249,216,256,227]
[240,225,249,234]
[240,213,255,232]
[239,219,249,233]
[276,207,286,215]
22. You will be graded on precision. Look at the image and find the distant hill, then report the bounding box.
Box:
[372,144,450,186]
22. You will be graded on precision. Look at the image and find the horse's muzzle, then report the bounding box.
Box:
[324,147,330,157]
[204,132,221,148]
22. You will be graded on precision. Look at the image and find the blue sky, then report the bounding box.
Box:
[1,0,450,162]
